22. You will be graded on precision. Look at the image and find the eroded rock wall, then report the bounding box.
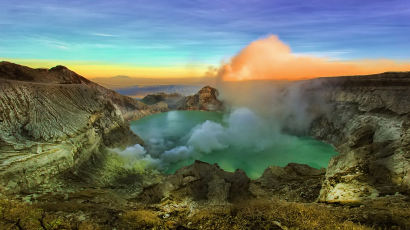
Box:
[0,62,159,193]
[306,72,410,203]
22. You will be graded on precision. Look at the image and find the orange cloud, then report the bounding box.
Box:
[219,35,410,81]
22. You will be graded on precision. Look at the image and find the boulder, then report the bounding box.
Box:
[250,163,325,202]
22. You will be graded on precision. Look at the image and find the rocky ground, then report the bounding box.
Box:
[1,62,410,229]
[1,160,409,229]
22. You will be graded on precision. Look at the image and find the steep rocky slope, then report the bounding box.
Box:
[303,72,410,203]
[0,62,165,193]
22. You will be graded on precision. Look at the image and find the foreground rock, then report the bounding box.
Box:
[138,161,251,204]
[138,161,324,204]
[303,72,410,203]
[0,61,164,193]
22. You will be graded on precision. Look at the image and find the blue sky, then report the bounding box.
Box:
[1,0,410,75]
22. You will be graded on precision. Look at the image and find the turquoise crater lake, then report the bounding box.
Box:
[130,110,337,179]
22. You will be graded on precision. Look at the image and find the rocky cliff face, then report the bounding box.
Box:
[0,62,163,193]
[304,72,410,203]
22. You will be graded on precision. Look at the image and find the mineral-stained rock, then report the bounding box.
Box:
[305,72,410,203]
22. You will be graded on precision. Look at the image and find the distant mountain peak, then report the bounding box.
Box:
[112,75,132,79]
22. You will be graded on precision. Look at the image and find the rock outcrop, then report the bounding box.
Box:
[176,86,224,111]
[304,72,410,203]
[142,86,224,111]
[0,61,163,193]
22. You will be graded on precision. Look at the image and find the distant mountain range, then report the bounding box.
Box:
[91,75,216,89]
[115,84,202,98]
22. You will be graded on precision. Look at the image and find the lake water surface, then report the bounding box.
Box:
[130,110,337,179]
